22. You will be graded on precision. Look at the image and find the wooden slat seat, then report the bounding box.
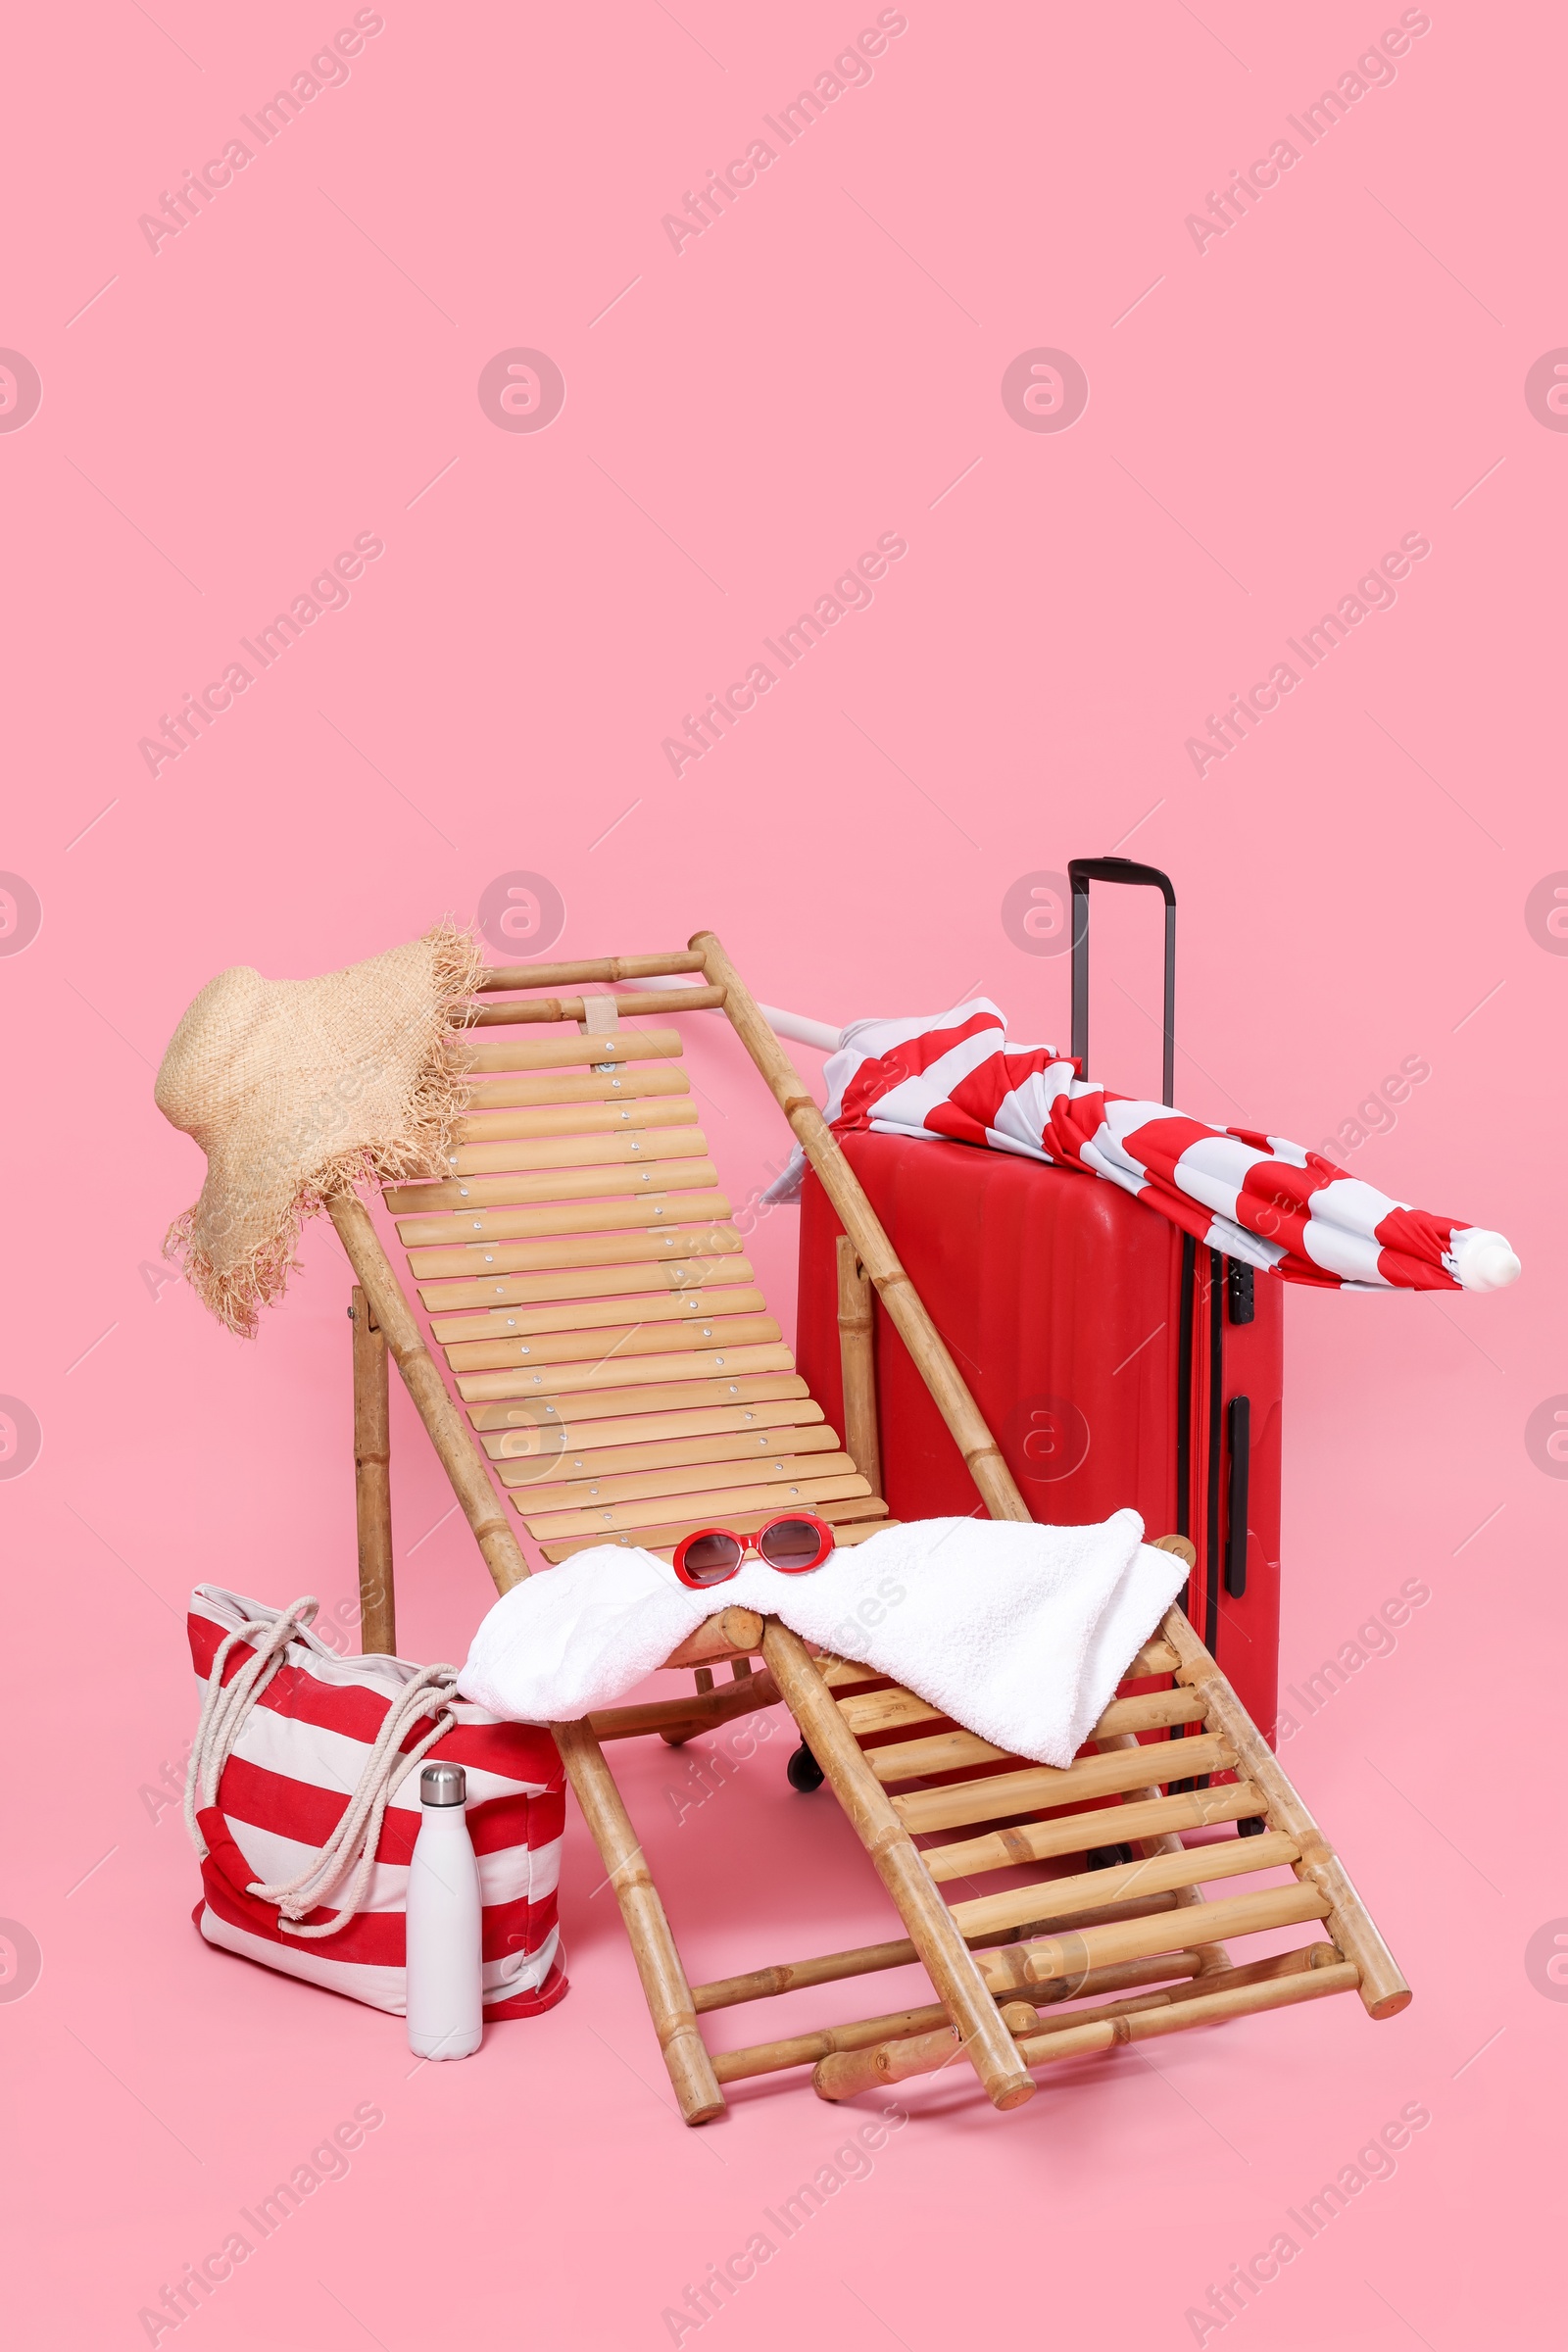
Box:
[309,936,1406,2129]
[382,1011,890,1576]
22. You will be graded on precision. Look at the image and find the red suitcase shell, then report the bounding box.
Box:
[796,1134,1283,1740]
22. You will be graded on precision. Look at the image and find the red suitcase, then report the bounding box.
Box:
[795,858,1284,1743]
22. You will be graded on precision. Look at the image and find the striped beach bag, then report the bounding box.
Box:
[184,1587,566,2019]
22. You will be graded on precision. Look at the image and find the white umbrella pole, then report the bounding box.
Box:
[617,972,841,1052]
[758,1005,842,1052]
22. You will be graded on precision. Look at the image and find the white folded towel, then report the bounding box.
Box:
[457,1511,1190,1770]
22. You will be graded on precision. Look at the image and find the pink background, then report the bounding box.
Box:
[3,2,1563,2343]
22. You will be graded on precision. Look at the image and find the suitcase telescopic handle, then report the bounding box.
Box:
[1068,856,1177,1107]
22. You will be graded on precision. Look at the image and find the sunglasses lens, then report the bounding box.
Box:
[680,1533,744,1585]
[759,1517,828,1571]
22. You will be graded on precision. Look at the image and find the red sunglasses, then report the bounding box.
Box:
[672,1512,836,1589]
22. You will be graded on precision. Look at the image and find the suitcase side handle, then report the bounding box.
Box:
[1068,855,1177,1106]
[1225,1394,1250,1598]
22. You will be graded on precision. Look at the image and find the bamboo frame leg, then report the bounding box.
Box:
[349,1287,396,1653]
[1160,1601,1411,2020]
[835,1236,882,1496]
[553,1719,724,2125]
[326,1188,725,2124]
[762,1621,1035,2111]
[327,1193,530,1599]
[693,931,1030,1524]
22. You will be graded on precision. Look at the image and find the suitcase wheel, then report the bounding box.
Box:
[786,1740,826,1793]
[1236,1814,1268,1837]
[1087,1841,1136,1870]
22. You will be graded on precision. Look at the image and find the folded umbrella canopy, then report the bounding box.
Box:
[763,1000,1519,1296]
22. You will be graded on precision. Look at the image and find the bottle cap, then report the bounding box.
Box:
[419,1763,466,1806]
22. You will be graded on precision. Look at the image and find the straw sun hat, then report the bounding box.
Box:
[155,925,482,1335]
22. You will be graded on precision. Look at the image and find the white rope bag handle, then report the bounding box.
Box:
[184,1595,459,1939]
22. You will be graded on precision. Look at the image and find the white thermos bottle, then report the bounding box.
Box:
[406,1761,483,2060]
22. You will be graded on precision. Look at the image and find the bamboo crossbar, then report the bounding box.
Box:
[466,986,727,1027]
[709,1943,1227,2086]
[495,1422,838,1486]
[1013,1956,1362,2068]
[474,952,708,992]
[538,1499,890,1566]
[515,1449,858,1518]
[431,1285,770,1348]
[860,1699,1199,1784]
[692,1935,947,2014]
[839,1682,1206,1745]
[522,1465,869,1541]
[591,1669,780,1743]
[891,1732,1239,1835]
[462,1065,692,1111]
[811,1945,1351,2100]
[662,1608,765,1668]
[444,1122,708,1177]
[946,1829,1301,1941]
[458,1340,796,1404]
[918,1782,1267,1882]
[978,1882,1332,1994]
[712,2000,956,2085]
[479,1389,816,1451]
[386,1156,722,1219]
[689,1895,1189,2015]
[1010,1941,1329,2034]
[421,1253,750,1316]
[414,1224,743,1284]
[452,1098,702,1147]
[460,1027,685,1073]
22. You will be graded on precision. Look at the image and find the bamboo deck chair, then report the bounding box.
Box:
[324,932,1408,2122]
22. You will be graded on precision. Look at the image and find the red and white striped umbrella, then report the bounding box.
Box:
[764,1000,1518,1295]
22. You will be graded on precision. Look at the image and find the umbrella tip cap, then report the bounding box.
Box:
[1451,1228,1522,1292]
